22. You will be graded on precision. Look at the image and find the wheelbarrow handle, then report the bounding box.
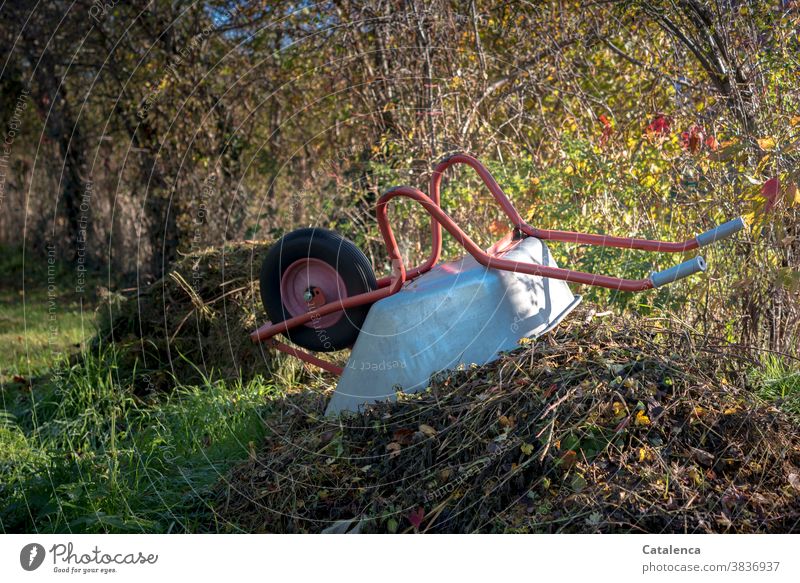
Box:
[695,217,747,247]
[649,256,706,288]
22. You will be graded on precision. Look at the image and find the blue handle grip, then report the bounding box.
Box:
[695,217,746,247]
[650,256,707,288]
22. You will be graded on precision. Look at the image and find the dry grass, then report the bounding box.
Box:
[95,241,275,391]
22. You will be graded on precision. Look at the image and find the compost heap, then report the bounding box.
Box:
[96,241,273,391]
[215,308,800,533]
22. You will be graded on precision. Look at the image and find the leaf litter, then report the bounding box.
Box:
[213,308,800,533]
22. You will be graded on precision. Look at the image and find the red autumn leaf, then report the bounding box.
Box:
[680,125,704,153]
[407,507,425,529]
[598,114,613,146]
[646,114,671,135]
[704,135,719,151]
[762,177,780,212]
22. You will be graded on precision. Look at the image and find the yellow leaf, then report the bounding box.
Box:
[757,136,777,151]
[791,115,800,127]
[498,415,514,428]
[635,410,651,426]
[419,424,437,437]
[642,175,657,188]
[786,183,799,207]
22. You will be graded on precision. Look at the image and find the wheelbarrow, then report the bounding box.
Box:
[251,153,745,415]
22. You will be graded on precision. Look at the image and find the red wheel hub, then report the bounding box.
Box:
[280,258,347,328]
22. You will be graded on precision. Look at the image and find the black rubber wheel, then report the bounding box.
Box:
[260,228,377,352]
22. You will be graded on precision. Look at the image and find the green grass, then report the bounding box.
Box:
[0,246,280,533]
[1,344,277,533]
[751,354,800,422]
[0,245,96,381]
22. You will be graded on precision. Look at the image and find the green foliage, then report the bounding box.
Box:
[750,355,800,422]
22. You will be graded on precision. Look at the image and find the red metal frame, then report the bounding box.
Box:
[251,153,711,369]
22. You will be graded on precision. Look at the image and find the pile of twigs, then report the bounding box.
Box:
[95,241,274,391]
[215,309,800,533]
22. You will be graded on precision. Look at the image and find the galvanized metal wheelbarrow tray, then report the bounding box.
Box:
[250,153,745,415]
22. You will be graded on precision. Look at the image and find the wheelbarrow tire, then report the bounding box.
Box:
[260,228,377,352]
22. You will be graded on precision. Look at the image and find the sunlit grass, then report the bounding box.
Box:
[751,354,800,422]
[0,246,96,381]
[0,344,278,533]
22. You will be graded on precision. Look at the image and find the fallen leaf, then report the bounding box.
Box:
[392,428,415,445]
[419,424,437,437]
[789,473,800,493]
[570,474,587,493]
[690,447,715,467]
[407,507,425,529]
[386,442,402,458]
[560,450,578,470]
[635,410,651,426]
[498,415,514,428]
